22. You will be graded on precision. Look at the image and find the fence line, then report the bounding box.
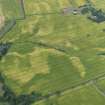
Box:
[0,19,16,40]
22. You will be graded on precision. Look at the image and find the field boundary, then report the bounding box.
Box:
[18,0,26,19]
[33,71,105,104]
[92,80,105,97]
[0,19,16,40]
[15,0,26,20]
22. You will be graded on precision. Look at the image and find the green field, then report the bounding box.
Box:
[1,0,105,105]
[32,84,105,105]
[0,0,24,20]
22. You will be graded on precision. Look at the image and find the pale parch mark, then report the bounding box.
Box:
[5,51,50,76]
[70,57,86,78]
[7,52,25,58]
[94,48,105,56]
[1,52,26,63]
[2,53,35,84]
[21,16,40,34]
[2,52,23,68]
[34,2,55,36]
[38,39,80,52]
[94,48,105,60]
[27,1,52,14]
[64,41,79,51]
[29,48,50,74]
[94,48,105,52]
[61,40,80,51]
[27,2,40,13]
[60,40,80,51]
[28,48,69,75]
[39,2,52,12]
[4,69,35,85]
[57,0,71,8]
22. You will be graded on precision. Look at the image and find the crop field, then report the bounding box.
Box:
[0,0,105,105]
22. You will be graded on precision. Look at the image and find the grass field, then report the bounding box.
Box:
[24,0,70,15]
[1,0,105,105]
[1,12,105,95]
[32,84,105,105]
[0,0,24,20]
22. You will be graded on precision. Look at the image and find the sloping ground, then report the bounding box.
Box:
[1,0,105,105]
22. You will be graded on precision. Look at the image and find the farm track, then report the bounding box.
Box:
[92,80,105,97]
[18,0,26,19]
[15,40,68,55]
[35,71,105,103]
